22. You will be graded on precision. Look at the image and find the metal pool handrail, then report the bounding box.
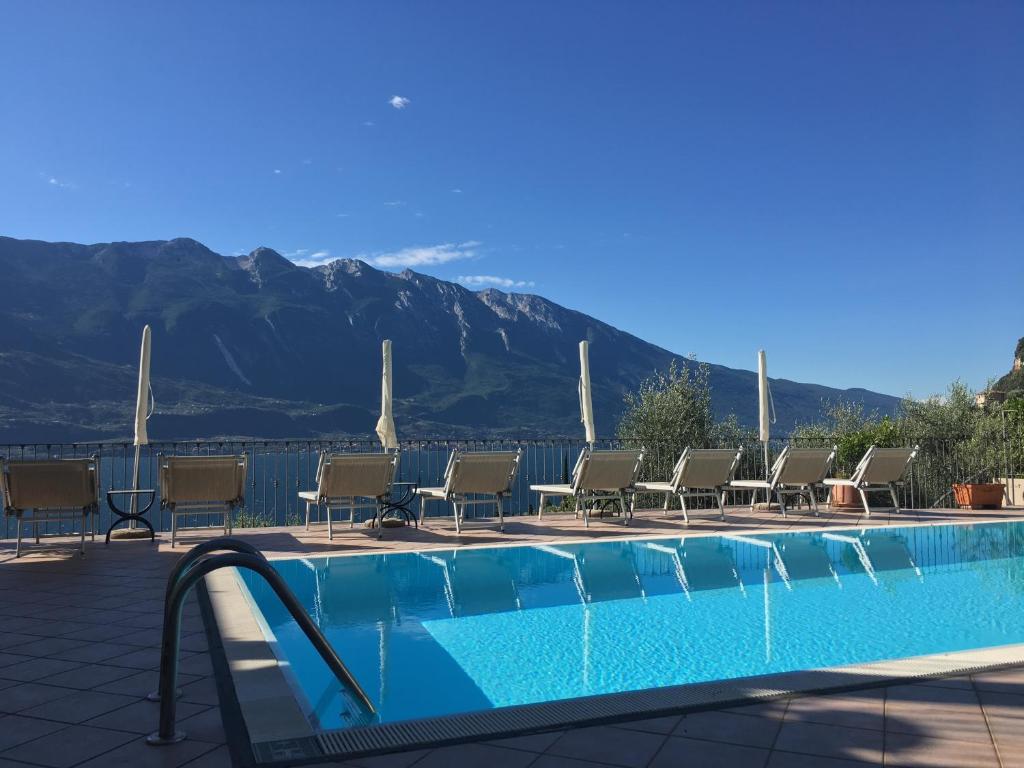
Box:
[147,538,375,746]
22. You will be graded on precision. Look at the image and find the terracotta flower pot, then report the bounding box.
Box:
[830,484,861,508]
[952,483,1005,510]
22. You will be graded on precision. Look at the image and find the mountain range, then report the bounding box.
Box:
[0,236,900,443]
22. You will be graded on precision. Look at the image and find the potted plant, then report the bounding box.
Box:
[953,470,1006,510]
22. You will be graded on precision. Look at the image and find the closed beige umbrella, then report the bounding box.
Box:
[130,326,153,522]
[375,340,398,450]
[757,349,776,504]
[579,340,596,445]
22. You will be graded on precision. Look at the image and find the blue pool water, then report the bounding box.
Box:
[239,520,1024,730]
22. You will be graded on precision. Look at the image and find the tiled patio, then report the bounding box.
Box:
[2,504,1024,768]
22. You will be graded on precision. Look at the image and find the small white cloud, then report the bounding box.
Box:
[451,188,463,194]
[335,212,350,218]
[456,275,535,290]
[362,121,376,127]
[301,159,312,165]
[383,200,406,207]
[273,169,282,174]
[388,95,410,109]
[366,241,481,269]
[288,249,335,267]
[47,176,74,189]
[414,211,425,218]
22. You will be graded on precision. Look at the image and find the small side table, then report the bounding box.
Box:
[106,489,157,544]
[379,482,419,528]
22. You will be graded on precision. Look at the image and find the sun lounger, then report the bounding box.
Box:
[532,447,644,527]
[730,446,835,516]
[635,447,742,523]
[159,454,247,546]
[299,453,398,540]
[823,445,918,516]
[2,457,99,557]
[417,449,521,533]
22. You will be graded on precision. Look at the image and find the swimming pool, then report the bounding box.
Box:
[237,520,1024,735]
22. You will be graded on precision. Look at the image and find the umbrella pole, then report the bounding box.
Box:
[130,444,142,527]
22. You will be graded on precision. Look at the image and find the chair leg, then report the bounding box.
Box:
[452,501,461,534]
[809,485,820,516]
[80,511,86,556]
[679,494,689,524]
[497,495,504,532]
[859,487,872,517]
[16,515,23,557]
[538,493,546,520]
[663,492,671,513]
[618,491,629,526]
[305,501,311,531]
[171,512,177,547]
[327,505,334,541]
[776,488,787,517]
[716,487,726,521]
[581,496,589,528]
[889,482,901,513]
[349,502,356,529]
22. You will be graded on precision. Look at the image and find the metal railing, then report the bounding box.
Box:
[147,537,373,746]
[3,430,1023,539]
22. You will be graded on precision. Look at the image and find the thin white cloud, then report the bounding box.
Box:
[456,275,535,290]
[366,241,481,269]
[301,159,312,165]
[388,95,410,109]
[414,211,425,218]
[335,212,350,218]
[273,169,282,174]
[289,249,335,268]
[362,121,376,127]
[383,200,406,207]
[451,188,463,194]
[47,176,74,189]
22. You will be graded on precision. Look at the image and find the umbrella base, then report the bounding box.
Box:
[753,502,782,511]
[109,528,156,540]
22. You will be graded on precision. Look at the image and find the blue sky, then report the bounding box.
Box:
[2,1,1022,398]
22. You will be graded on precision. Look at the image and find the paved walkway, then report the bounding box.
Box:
[1,505,1023,768]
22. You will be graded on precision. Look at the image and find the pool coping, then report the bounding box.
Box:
[205,513,1024,765]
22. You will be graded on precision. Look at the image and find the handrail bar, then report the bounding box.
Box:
[147,549,375,746]
[148,538,265,702]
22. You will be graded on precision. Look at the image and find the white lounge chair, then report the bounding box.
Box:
[2,457,99,557]
[730,446,835,516]
[635,447,743,523]
[299,453,399,540]
[823,445,918,516]
[159,455,247,546]
[532,448,644,527]
[416,449,521,533]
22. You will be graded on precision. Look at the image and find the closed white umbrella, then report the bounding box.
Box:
[579,340,596,445]
[131,326,153,520]
[375,340,398,450]
[757,349,776,486]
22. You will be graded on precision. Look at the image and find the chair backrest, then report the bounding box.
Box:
[854,445,918,485]
[318,453,397,500]
[574,448,644,492]
[3,458,99,511]
[774,447,835,485]
[444,450,521,496]
[674,447,743,490]
[160,455,247,506]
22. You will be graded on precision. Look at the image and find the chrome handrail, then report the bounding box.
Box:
[147,538,375,746]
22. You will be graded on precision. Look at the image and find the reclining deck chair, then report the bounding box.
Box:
[635,447,743,523]
[416,449,521,533]
[299,452,398,540]
[159,455,247,546]
[2,457,99,557]
[532,448,644,527]
[730,446,835,517]
[823,445,918,516]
